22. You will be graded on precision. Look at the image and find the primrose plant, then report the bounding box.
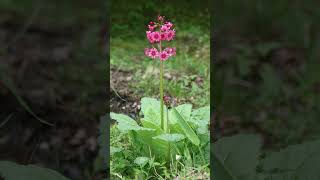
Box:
[110,15,209,165]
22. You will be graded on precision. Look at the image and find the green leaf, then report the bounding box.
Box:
[174,104,192,122]
[141,97,160,116]
[110,112,155,132]
[191,106,210,122]
[144,108,161,126]
[171,108,200,146]
[212,134,261,180]
[189,106,210,134]
[261,139,320,180]
[0,161,69,180]
[153,133,185,142]
[141,97,167,124]
[141,119,163,134]
[151,138,170,159]
[134,157,150,167]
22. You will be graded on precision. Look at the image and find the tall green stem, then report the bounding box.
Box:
[160,60,164,130]
[159,40,165,130]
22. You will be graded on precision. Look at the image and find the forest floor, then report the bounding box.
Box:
[0,19,106,179]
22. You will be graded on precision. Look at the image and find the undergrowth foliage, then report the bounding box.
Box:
[110,98,210,179]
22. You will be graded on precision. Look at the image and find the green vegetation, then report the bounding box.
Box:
[109,98,209,179]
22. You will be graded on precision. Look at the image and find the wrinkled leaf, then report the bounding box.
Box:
[0,161,69,180]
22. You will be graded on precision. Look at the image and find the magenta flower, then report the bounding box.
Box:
[159,51,169,61]
[164,47,176,57]
[148,25,156,31]
[160,32,167,41]
[165,22,173,29]
[161,25,169,32]
[152,31,161,42]
[144,48,150,56]
[166,30,175,41]
[158,15,165,22]
[148,48,159,59]
[146,31,154,43]
[144,15,176,61]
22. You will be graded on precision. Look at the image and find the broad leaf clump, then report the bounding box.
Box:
[111,97,209,162]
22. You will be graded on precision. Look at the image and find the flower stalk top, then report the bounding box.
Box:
[144,15,176,61]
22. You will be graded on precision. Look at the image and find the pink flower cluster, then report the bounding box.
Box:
[145,47,176,61]
[145,15,176,61]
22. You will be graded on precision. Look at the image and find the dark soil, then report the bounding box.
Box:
[110,68,141,118]
[0,22,106,180]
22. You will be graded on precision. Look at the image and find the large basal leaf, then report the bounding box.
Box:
[261,139,320,180]
[110,112,155,132]
[191,106,210,122]
[151,138,170,159]
[0,161,69,180]
[141,97,160,116]
[152,133,185,142]
[141,119,163,134]
[171,108,200,146]
[140,97,167,124]
[144,108,161,125]
[170,104,192,124]
[212,134,261,180]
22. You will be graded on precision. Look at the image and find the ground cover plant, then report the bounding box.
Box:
[108,15,210,179]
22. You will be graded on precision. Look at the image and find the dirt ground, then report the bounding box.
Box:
[0,21,106,179]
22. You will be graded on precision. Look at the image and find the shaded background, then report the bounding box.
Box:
[0,0,106,179]
[213,0,320,149]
